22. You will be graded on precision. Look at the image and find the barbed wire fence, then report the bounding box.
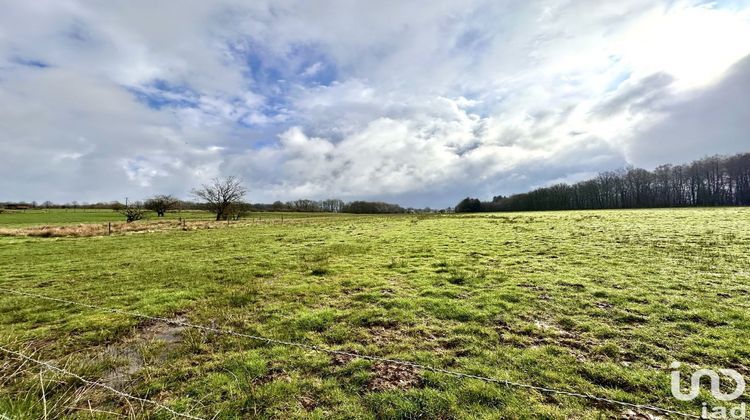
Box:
[0,346,205,420]
[0,287,700,419]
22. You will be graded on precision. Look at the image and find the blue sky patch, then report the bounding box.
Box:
[605,71,632,93]
[129,79,199,110]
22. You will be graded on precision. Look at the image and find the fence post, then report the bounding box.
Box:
[108,222,111,236]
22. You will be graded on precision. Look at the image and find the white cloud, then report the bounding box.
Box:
[616,1,750,90]
[301,62,324,77]
[1,0,749,207]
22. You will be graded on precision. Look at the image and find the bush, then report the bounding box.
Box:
[120,206,144,223]
[454,197,481,213]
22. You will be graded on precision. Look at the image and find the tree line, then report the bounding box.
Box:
[0,176,426,220]
[258,200,411,214]
[456,152,750,212]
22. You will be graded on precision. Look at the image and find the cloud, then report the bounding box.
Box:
[626,54,750,167]
[1,0,749,207]
[591,72,675,117]
[0,67,224,202]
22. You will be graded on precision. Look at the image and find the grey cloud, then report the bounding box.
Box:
[627,55,750,167]
[0,1,748,207]
[0,67,226,203]
[591,72,675,117]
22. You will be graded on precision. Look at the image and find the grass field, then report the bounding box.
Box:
[0,209,328,228]
[0,208,749,418]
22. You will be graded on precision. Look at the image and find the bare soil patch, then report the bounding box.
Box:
[366,362,422,392]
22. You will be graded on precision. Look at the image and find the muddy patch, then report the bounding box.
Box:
[495,318,600,363]
[298,395,318,411]
[596,301,614,310]
[331,353,356,366]
[559,281,586,290]
[518,283,546,291]
[102,316,186,389]
[368,326,404,347]
[253,367,292,385]
[366,362,422,392]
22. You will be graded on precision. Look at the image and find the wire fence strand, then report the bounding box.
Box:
[0,287,700,418]
[0,345,204,420]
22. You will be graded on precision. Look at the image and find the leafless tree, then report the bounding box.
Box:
[459,152,750,212]
[120,205,144,223]
[192,176,247,220]
[144,194,179,217]
[321,198,345,212]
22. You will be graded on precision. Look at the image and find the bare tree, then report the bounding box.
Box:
[120,205,144,223]
[321,198,345,212]
[462,152,750,212]
[192,176,247,220]
[144,194,179,217]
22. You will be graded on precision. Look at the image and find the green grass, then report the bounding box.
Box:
[0,208,749,418]
[0,209,216,227]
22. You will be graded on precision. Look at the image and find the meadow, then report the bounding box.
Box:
[0,209,324,227]
[0,208,748,418]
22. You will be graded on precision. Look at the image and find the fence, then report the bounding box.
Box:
[0,288,699,419]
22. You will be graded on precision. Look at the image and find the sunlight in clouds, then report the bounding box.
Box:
[619,2,750,89]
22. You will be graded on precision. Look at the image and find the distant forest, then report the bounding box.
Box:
[456,152,750,212]
[0,199,417,214]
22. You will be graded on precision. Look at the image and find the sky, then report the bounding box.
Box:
[1,0,749,208]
